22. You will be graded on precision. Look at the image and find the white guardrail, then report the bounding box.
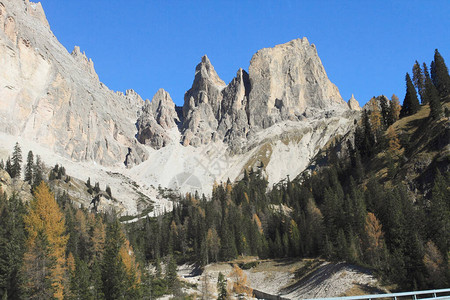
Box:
[302,288,450,300]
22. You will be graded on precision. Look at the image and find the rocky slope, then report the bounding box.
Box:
[0,0,361,214]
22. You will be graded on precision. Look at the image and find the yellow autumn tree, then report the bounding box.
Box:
[206,228,221,262]
[391,94,401,122]
[228,264,252,297]
[23,182,68,300]
[91,215,106,261]
[363,212,385,268]
[369,98,383,140]
[119,238,142,288]
[387,126,402,158]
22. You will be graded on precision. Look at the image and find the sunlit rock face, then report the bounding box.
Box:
[0,0,147,166]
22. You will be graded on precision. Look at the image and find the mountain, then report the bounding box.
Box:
[0,0,360,214]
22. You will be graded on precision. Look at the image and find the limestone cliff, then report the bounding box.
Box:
[0,0,147,166]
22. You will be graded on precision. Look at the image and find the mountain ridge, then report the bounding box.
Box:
[0,0,361,214]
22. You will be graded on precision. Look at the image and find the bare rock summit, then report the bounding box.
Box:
[347,94,361,111]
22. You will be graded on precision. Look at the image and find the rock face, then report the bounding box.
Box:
[180,38,348,148]
[0,0,147,166]
[136,89,179,149]
[181,55,226,146]
[248,37,347,129]
[347,94,361,111]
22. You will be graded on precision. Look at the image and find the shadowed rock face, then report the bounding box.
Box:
[136,89,179,149]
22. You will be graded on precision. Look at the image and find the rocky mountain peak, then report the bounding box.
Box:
[136,89,178,149]
[24,1,49,28]
[71,46,99,81]
[347,94,361,111]
[196,55,226,87]
[248,37,346,129]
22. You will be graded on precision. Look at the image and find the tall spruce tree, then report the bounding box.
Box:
[11,143,22,179]
[412,61,425,103]
[24,151,34,185]
[425,76,443,120]
[432,49,450,97]
[32,155,43,189]
[422,63,431,104]
[400,73,421,117]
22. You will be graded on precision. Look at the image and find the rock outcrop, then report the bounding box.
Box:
[347,94,361,111]
[181,55,226,146]
[136,89,179,149]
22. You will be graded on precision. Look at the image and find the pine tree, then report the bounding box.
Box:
[11,142,22,179]
[24,150,34,185]
[5,157,12,178]
[400,73,421,117]
[23,182,68,300]
[32,155,43,189]
[217,272,228,300]
[425,76,443,120]
[422,63,431,104]
[432,49,450,97]
[0,194,26,299]
[102,219,140,299]
[412,61,425,103]
[379,96,390,128]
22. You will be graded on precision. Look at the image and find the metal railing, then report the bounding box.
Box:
[302,288,450,300]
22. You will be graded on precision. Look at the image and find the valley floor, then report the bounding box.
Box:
[177,258,388,299]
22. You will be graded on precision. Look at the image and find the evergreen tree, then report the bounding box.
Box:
[0,194,26,300]
[422,63,431,104]
[379,96,390,128]
[102,219,140,299]
[432,49,450,97]
[32,156,43,189]
[11,143,22,179]
[5,157,12,178]
[24,150,34,185]
[412,61,426,103]
[217,272,228,300]
[102,219,128,299]
[425,76,443,120]
[400,73,421,117]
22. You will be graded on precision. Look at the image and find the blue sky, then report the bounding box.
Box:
[41,0,449,107]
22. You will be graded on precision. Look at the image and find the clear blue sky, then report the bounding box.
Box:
[41,0,450,107]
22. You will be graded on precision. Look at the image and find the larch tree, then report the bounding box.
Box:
[363,212,385,268]
[388,94,401,125]
[423,240,446,288]
[206,228,220,263]
[400,73,420,118]
[23,182,68,300]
